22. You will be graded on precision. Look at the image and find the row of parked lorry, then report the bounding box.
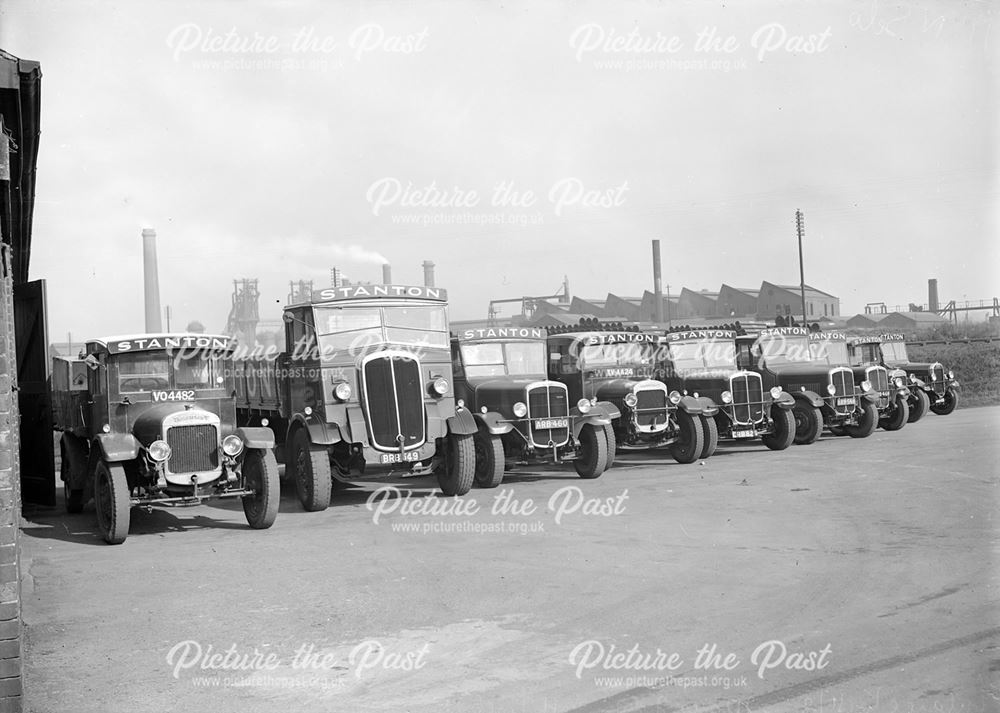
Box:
[51,284,961,543]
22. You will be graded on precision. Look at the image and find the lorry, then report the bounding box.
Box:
[546,324,705,464]
[52,333,278,544]
[866,333,960,420]
[658,328,797,456]
[733,326,879,444]
[451,326,619,485]
[234,284,477,510]
[818,333,911,431]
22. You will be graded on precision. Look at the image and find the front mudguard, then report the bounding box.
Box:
[570,403,616,439]
[235,426,275,450]
[473,411,514,436]
[61,434,90,490]
[860,390,879,405]
[95,433,140,463]
[773,392,795,409]
[693,396,719,417]
[446,407,479,436]
[292,414,343,447]
[791,391,825,409]
[948,379,961,391]
[677,395,705,415]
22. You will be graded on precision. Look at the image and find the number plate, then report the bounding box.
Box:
[836,397,854,406]
[380,451,422,464]
[732,429,755,438]
[533,418,569,430]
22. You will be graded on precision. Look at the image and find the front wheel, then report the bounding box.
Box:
[61,444,85,514]
[761,408,795,451]
[473,430,505,489]
[242,449,280,529]
[94,460,130,545]
[574,424,608,479]
[845,402,878,438]
[438,433,475,495]
[879,396,909,431]
[930,388,959,415]
[603,424,617,469]
[792,404,823,445]
[669,410,704,464]
[289,429,332,512]
[907,389,930,423]
[699,415,718,459]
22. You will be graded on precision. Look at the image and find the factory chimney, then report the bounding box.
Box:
[382,263,392,285]
[652,240,664,323]
[142,228,163,332]
[422,260,436,287]
[928,279,939,312]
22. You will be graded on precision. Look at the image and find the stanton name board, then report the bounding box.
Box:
[665,330,736,341]
[461,327,545,341]
[102,335,233,353]
[310,285,448,303]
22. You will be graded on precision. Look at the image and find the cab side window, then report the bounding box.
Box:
[287,308,317,356]
[450,341,465,379]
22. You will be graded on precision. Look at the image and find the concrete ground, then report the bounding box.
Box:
[19,407,1000,713]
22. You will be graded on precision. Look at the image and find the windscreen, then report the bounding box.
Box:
[461,341,547,378]
[809,340,849,366]
[669,340,736,373]
[315,304,449,353]
[757,335,814,367]
[117,352,226,392]
[580,342,654,369]
[880,341,909,364]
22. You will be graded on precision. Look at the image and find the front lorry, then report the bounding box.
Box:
[876,333,960,421]
[659,329,796,456]
[546,327,705,464]
[452,327,618,485]
[52,333,278,545]
[235,285,477,511]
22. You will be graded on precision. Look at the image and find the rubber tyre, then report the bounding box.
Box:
[670,410,704,464]
[761,408,795,451]
[242,449,280,529]
[907,389,930,423]
[473,430,505,489]
[792,404,823,445]
[930,388,959,416]
[827,424,847,437]
[574,424,608,479]
[603,424,617,469]
[845,402,878,438]
[61,443,85,514]
[699,414,718,459]
[94,460,130,545]
[438,433,475,495]
[879,397,909,431]
[289,429,332,512]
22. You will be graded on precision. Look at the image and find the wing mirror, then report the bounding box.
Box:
[84,354,100,371]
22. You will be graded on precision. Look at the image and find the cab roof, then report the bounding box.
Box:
[287,284,448,309]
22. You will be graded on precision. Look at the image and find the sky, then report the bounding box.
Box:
[1,0,997,341]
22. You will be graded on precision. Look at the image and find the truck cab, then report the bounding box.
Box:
[658,328,796,455]
[235,284,477,510]
[734,326,879,444]
[835,333,911,430]
[53,333,278,544]
[546,324,705,464]
[451,326,618,484]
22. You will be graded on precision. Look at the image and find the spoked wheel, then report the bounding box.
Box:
[94,460,130,545]
[930,389,959,415]
[289,429,332,512]
[669,410,704,464]
[792,404,822,445]
[473,430,505,489]
[242,449,280,529]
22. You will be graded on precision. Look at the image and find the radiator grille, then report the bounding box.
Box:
[929,364,945,395]
[527,383,570,447]
[831,369,855,414]
[363,354,425,451]
[730,373,765,425]
[867,366,890,409]
[634,387,667,429]
[166,425,218,474]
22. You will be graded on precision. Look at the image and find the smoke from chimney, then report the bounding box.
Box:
[422,260,435,287]
[142,228,163,332]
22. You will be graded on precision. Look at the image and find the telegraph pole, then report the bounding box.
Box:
[795,210,807,326]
